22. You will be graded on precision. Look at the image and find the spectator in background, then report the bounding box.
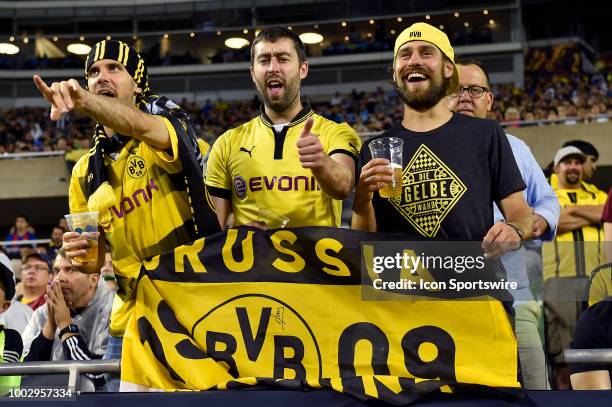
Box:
[47,226,64,259]
[100,252,117,292]
[15,251,52,311]
[562,140,599,183]
[0,253,24,393]
[1,65,610,154]
[22,250,113,390]
[57,217,69,233]
[542,146,607,389]
[503,106,521,127]
[604,188,612,264]
[0,253,32,336]
[546,140,600,188]
[586,262,612,308]
[330,92,343,106]
[448,59,559,390]
[4,215,36,259]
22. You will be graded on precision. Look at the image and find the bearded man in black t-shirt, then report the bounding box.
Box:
[352,22,532,257]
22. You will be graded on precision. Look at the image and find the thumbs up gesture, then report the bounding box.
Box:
[296,117,324,169]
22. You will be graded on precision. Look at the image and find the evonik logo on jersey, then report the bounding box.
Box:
[111,178,160,219]
[233,175,321,198]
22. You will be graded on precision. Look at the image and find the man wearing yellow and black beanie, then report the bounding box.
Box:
[33,39,220,390]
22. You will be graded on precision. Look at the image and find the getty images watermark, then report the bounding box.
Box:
[361,241,518,300]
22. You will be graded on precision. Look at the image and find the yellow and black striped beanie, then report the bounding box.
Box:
[85,40,150,97]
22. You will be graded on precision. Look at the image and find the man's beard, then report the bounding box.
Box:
[257,76,301,114]
[564,172,581,185]
[394,68,449,112]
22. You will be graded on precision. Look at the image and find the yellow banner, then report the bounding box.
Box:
[120,228,520,403]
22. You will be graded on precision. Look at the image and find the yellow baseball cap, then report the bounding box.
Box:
[394,22,459,95]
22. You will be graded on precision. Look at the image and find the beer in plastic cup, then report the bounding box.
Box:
[379,163,403,198]
[257,208,290,229]
[368,137,404,198]
[65,212,99,263]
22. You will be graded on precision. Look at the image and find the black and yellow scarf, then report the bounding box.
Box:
[84,40,219,239]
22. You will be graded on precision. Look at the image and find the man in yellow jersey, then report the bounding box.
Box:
[563,140,598,183]
[33,39,219,391]
[549,140,599,191]
[542,146,606,389]
[206,26,360,228]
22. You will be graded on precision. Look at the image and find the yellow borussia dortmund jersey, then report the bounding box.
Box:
[587,264,612,307]
[543,185,607,281]
[69,116,211,336]
[549,173,600,194]
[206,106,360,227]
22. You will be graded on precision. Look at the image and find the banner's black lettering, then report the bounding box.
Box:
[158,301,190,334]
[206,331,239,377]
[273,335,306,379]
[402,326,456,381]
[338,322,390,376]
[175,339,209,359]
[137,317,185,383]
[236,307,271,361]
[156,300,210,360]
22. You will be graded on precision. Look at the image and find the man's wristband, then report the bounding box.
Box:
[59,324,79,340]
[505,222,524,241]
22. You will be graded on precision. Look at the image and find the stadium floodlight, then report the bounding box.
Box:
[0,43,19,54]
[67,43,92,55]
[225,37,249,49]
[299,32,323,44]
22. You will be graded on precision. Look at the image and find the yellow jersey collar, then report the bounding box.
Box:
[550,173,598,192]
[260,102,314,128]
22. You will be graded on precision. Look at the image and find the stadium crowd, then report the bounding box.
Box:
[0,69,610,156]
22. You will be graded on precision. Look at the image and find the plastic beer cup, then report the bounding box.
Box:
[368,137,404,198]
[65,212,99,263]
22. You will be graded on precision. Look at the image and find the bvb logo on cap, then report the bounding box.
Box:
[393,22,459,95]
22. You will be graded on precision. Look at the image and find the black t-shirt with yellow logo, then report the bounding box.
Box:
[361,113,525,240]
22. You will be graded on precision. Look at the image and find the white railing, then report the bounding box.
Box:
[0,359,120,392]
[564,349,612,364]
[0,239,51,247]
[0,151,65,160]
[500,114,610,128]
